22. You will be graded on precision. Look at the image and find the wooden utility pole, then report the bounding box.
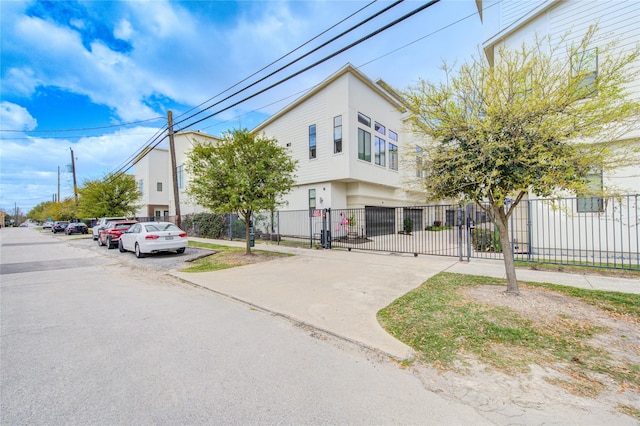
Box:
[57,165,61,203]
[70,148,78,203]
[168,111,181,228]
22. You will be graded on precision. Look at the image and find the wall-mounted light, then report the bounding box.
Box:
[319,197,324,204]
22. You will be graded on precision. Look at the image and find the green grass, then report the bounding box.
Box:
[182,240,291,272]
[378,272,640,400]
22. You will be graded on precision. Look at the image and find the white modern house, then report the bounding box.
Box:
[477,0,640,263]
[135,65,425,234]
[133,130,220,218]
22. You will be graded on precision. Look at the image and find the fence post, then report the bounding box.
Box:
[466,204,472,261]
[457,206,463,261]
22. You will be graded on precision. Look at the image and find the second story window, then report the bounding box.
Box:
[571,47,598,99]
[374,122,385,135]
[176,165,184,189]
[358,128,371,162]
[139,179,144,195]
[357,112,371,127]
[389,143,398,171]
[309,124,316,159]
[333,115,342,153]
[157,182,163,192]
[374,136,386,166]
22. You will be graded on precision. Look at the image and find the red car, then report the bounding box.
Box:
[98,220,138,249]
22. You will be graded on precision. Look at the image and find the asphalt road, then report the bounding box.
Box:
[1,227,489,425]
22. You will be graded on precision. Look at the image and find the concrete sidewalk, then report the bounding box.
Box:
[172,238,639,360]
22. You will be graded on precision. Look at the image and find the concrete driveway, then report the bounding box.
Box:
[173,241,459,359]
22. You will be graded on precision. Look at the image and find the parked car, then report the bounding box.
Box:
[118,221,188,258]
[98,220,137,249]
[92,216,128,240]
[52,221,69,233]
[65,222,88,235]
[42,221,53,229]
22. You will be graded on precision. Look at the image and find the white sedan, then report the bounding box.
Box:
[118,221,188,258]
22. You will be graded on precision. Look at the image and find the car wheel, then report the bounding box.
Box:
[176,247,185,254]
[107,236,114,249]
[92,234,97,240]
[118,239,126,253]
[98,236,104,246]
[135,243,145,258]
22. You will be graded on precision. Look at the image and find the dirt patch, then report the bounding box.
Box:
[412,284,640,424]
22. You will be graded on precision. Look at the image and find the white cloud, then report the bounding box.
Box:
[0,101,37,131]
[114,18,133,41]
[0,126,162,211]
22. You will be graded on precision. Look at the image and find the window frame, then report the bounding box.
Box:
[577,168,604,213]
[309,124,317,159]
[389,143,398,171]
[358,128,371,162]
[157,182,162,192]
[176,165,184,189]
[357,112,371,127]
[374,136,386,167]
[333,115,342,154]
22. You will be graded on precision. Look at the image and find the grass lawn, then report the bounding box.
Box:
[378,272,640,404]
[181,240,292,272]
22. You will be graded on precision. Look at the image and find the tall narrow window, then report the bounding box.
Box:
[357,112,371,127]
[176,165,184,189]
[139,179,144,195]
[571,47,598,99]
[308,189,316,210]
[333,115,342,153]
[157,182,163,192]
[374,136,386,166]
[358,128,371,162]
[309,124,316,159]
[577,168,604,212]
[416,147,425,178]
[389,143,398,171]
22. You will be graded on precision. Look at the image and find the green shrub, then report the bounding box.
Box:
[403,217,413,233]
[471,228,502,252]
[182,213,228,238]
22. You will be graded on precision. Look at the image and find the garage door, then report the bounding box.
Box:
[365,206,395,237]
[403,208,423,231]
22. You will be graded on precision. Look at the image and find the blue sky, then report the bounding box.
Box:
[1,0,483,214]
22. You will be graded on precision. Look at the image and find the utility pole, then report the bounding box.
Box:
[57,165,61,203]
[70,148,78,203]
[168,111,181,228]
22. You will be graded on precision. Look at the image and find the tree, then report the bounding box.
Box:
[77,173,141,219]
[187,128,297,254]
[404,28,640,295]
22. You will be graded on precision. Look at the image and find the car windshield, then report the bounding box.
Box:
[114,223,133,229]
[144,224,181,232]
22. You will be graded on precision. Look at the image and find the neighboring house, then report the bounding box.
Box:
[477,0,640,260]
[133,131,220,218]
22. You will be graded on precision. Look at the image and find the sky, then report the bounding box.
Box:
[0,0,484,214]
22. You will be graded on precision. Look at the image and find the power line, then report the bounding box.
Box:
[0,116,165,133]
[176,0,442,132]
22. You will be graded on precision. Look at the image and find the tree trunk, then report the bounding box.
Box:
[492,204,520,295]
[244,214,252,255]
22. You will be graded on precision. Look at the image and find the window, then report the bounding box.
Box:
[374,136,386,166]
[577,169,604,212]
[389,130,398,142]
[157,182,162,192]
[416,147,425,177]
[139,179,144,195]
[333,115,342,153]
[176,165,184,189]
[374,122,385,135]
[389,143,398,171]
[571,47,598,98]
[358,128,371,162]
[308,189,316,210]
[309,124,316,159]
[357,112,371,127]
